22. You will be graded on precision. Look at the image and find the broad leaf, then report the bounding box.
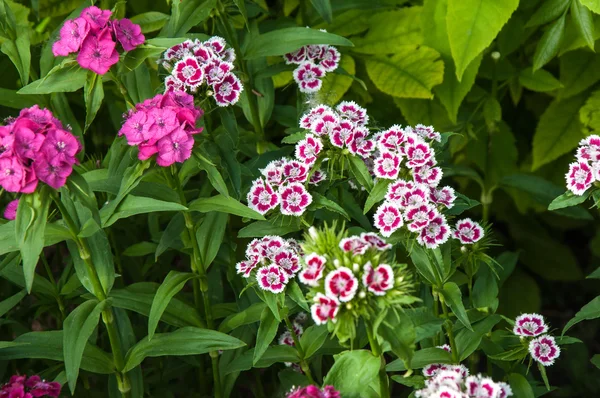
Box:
[323,350,380,398]
[549,190,591,210]
[311,0,332,23]
[533,13,566,71]
[562,295,600,334]
[300,325,329,359]
[581,0,600,14]
[347,154,374,192]
[508,373,535,398]
[559,50,600,99]
[188,194,265,220]
[352,8,423,54]
[218,302,266,333]
[364,179,391,214]
[455,315,501,361]
[18,60,87,94]
[105,195,187,227]
[0,289,26,318]
[83,70,104,132]
[571,0,595,50]
[519,67,563,92]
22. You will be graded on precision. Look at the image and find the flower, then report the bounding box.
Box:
[339,237,369,255]
[319,47,341,72]
[310,293,339,325]
[498,382,513,398]
[3,199,18,220]
[417,214,451,249]
[299,253,326,286]
[293,62,325,93]
[112,18,145,51]
[309,170,327,185]
[576,135,600,162]
[414,124,441,142]
[286,385,341,398]
[330,121,355,148]
[0,374,61,398]
[378,125,407,153]
[529,335,560,366]
[386,179,414,203]
[430,186,456,208]
[453,218,484,244]
[203,60,233,85]
[336,101,368,126]
[235,257,259,278]
[279,183,312,216]
[173,56,204,88]
[77,29,119,74]
[374,202,404,237]
[81,6,112,30]
[401,185,430,208]
[274,249,301,276]
[374,151,402,179]
[256,265,288,293]
[300,105,331,129]
[360,232,392,251]
[282,160,309,184]
[213,73,243,106]
[33,154,73,190]
[247,178,280,215]
[513,313,548,337]
[156,127,195,167]
[405,204,437,232]
[324,267,359,302]
[284,47,307,64]
[362,263,394,295]
[404,139,433,168]
[565,161,594,195]
[52,17,90,56]
[465,375,501,398]
[295,134,323,165]
[414,162,443,186]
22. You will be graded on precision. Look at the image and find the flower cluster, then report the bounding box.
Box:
[0,106,81,192]
[286,385,341,398]
[284,37,340,93]
[278,313,306,371]
[235,236,302,293]
[565,135,600,195]
[0,374,61,398]
[513,313,561,367]
[118,90,203,166]
[299,225,415,342]
[416,368,512,398]
[3,199,18,220]
[160,37,242,106]
[52,6,144,74]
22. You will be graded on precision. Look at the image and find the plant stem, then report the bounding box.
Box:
[108,70,135,108]
[365,322,390,398]
[440,299,459,364]
[284,316,315,384]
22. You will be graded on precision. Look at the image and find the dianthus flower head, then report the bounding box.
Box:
[274,249,301,276]
[330,120,355,148]
[565,161,594,195]
[81,6,112,31]
[465,375,501,398]
[3,199,18,220]
[417,214,451,249]
[310,293,339,325]
[52,17,90,56]
[529,335,560,366]
[76,28,119,75]
[293,62,325,93]
[286,384,341,398]
[453,218,484,244]
[247,178,280,215]
[112,18,145,51]
[414,124,441,142]
[295,134,323,166]
[374,151,402,179]
[405,204,438,232]
[336,101,369,126]
[279,183,312,216]
[576,135,600,162]
[324,267,358,302]
[298,253,327,287]
[513,313,548,337]
[300,105,332,129]
[374,202,404,237]
[256,265,288,293]
[319,46,341,72]
[362,262,394,296]
[213,73,243,106]
[430,186,456,208]
[339,236,369,255]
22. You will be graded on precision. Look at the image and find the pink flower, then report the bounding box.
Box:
[274,249,301,276]
[119,110,149,145]
[174,56,204,88]
[213,73,243,106]
[413,162,442,187]
[339,236,369,255]
[146,108,180,143]
[453,218,484,244]
[325,267,358,302]
[414,124,441,142]
[40,128,80,163]
[261,160,284,186]
[438,344,451,353]
[156,128,194,166]
[336,101,368,126]
[360,232,392,251]
[165,75,185,92]
[513,313,548,337]
[0,157,25,193]
[374,151,401,179]
[319,46,340,72]
[279,183,312,216]
[3,199,18,220]
[405,204,437,232]
[300,105,331,129]
[566,161,594,195]
[377,125,407,153]
[282,160,309,184]
[206,36,227,54]
[374,202,403,237]
[77,29,119,74]
[34,154,73,189]
[386,179,414,203]
[309,170,327,185]
[24,375,61,398]
[112,18,145,51]
[81,6,112,31]
[404,139,434,168]
[330,121,354,148]
[348,127,375,158]
[279,331,295,346]
[256,265,288,293]
[52,17,90,56]
[465,375,501,398]
[299,253,326,287]
[13,127,44,160]
[295,134,322,166]
[430,186,456,208]
[247,178,280,215]
[236,257,259,278]
[287,385,341,398]
[362,263,394,295]
[203,60,233,85]
[164,40,193,62]
[310,293,339,325]
[308,111,340,137]
[306,44,326,60]
[284,47,307,64]
[400,185,430,208]
[422,363,445,377]
[529,335,560,366]
[293,62,325,93]
[417,214,450,249]
[576,135,600,162]
[498,382,513,398]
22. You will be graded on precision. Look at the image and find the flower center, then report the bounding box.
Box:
[288,193,302,206]
[219,83,233,96]
[575,169,588,183]
[266,272,278,285]
[182,65,196,79]
[56,141,66,151]
[258,191,272,204]
[382,158,395,171]
[383,212,396,225]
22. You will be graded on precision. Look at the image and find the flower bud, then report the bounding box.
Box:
[491,51,501,61]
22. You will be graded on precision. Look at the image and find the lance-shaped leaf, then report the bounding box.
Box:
[188,194,264,220]
[253,307,280,365]
[441,282,472,331]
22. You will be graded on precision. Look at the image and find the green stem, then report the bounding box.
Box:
[108,70,135,108]
[284,316,315,384]
[365,323,389,398]
[440,299,459,364]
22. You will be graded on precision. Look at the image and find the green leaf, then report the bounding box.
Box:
[312,193,350,220]
[323,350,380,398]
[519,67,563,92]
[18,60,87,94]
[508,373,535,398]
[218,302,266,333]
[105,195,187,227]
[533,13,567,71]
[592,354,600,369]
[441,282,472,331]
[287,280,309,312]
[472,265,499,308]
[148,271,197,340]
[238,219,302,238]
[123,327,246,372]
[549,190,591,210]
[488,346,529,361]
[532,95,586,170]
[83,71,104,132]
[224,345,299,375]
[164,0,216,36]
[196,212,228,268]
[559,50,600,98]
[244,27,353,59]
[0,87,38,109]
[64,299,110,393]
[455,315,501,361]
[364,179,391,214]
[581,89,600,134]
[15,187,50,293]
[571,0,596,50]
[130,11,169,33]
[352,8,423,54]
[300,325,329,359]
[317,54,355,105]
[122,242,157,257]
[311,0,332,23]
[436,55,482,123]
[525,0,570,27]
[386,347,452,371]
[447,0,519,80]
[581,0,600,14]
[0,289,26,318]
[380,314,416,369]
[195,153,229,197]
[188,194,264,220]
[347,154,374,192]
[0,1,30,85]
[253,307,280,365]
[408,244,438,286]
[155,213,185,260]
[563,295,600,334]
[365,45,444,99]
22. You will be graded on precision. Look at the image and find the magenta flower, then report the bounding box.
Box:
[377,125,407,153]
[413,162,442,186]
[81,6,112,31]
[566,161,594,195]
[77,29,119,74]
[293,62,325,93]
[498,382,513,398]
[360,232,392,251]
[112,18,145,51]
[284,47,307,64]
[278,331,295,346]
[52,17,90,56]
[405,204,437,232]
[400,185,430,208]
[274,249,301,276]
[386,179,414,203]
[362,263,394,296]
[310,293,339,325]
[119,110,150,145]
[330,121,354,148]
[374,202,403,237]
[0,157,25,193]
[203,60,233,85]
[173,56,204,88]
[235,257,259,278]
[156,127,194,167]
[324,267,358,302]
[40,128,80,163]
[3,199,18,220]
[319,46,340,72]
[417,214,450,249]
[374,151,401,179]
[256,265,288,293]
[465,375,501,398]
[298,253,326,287]
[309,170,327,185]
[339,237,369,255]
[300,105,331,129]
[247,178,280,215]
[165,75,185,92]
[529,335,560,366]
[310,111,339,137]
[306,45,326,60]
[261,160,284,186]
[279,183,312,216]
[430,186,456,208]
[414,124,441,142]
[24,375,61,398]
[404,139,433,168]
[453,218,484,244]
[13,127,45,161]
[282,160,309,184]
[295,134,323,166]
[212,73,243,106]
[576,135,600,162]
[146,108,179,143]
[513,313,548,337]
[34,154,73,190]
[287,385,341,398]
[336,101,369,126]
[348,127,375,158]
